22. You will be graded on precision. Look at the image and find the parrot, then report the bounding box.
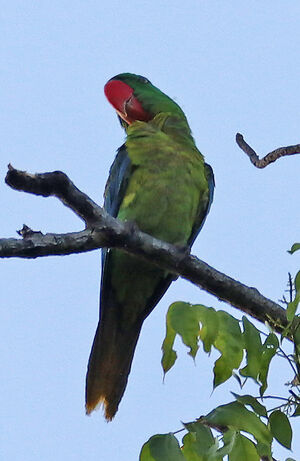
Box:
[85,73,214,420]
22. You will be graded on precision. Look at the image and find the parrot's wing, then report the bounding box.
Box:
[87,143,174,418]
[102,143,174,321]
[100,144,132,284]
[103,143,131,217]
[188,162,215,247]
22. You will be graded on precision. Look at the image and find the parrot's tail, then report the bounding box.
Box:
[85,314,143,421]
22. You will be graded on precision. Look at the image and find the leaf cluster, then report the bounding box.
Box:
[162,303,278,396]
[140,243,300,460]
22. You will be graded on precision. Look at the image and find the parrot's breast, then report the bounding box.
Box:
[118,118,209,246]
[109,114,210,321]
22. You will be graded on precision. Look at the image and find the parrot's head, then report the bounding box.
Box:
[104,73,187,128]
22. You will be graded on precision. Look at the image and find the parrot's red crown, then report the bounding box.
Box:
[104,79,151,124]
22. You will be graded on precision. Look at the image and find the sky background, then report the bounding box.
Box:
[1,1,300,460]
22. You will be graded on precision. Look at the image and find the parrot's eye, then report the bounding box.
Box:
[138,75,150,84]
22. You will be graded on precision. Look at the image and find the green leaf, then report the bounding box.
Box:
[240,317,263,382]
[231,393,267,417]
[182,422,220,460]
[269,410,292,449]
[255,441,272,458]
[161,302,220,375]
[161,309,177,374]
[168,302,201,358]
[183,422,215,452]
[292,317,300,352]
[288,243,300,254]
[213,311,244,387]
[287,271,300,321]
[161,302,200,376]
[295,270,300,292]
[140,434,186,461]
[287,299,299,322]
[197,306,219,353]
[216,430,236,457]
[229,433,260,461]
[162,304,244,388]
[259,333,279,396]
[203,401,272,447]
[232,372,243,387]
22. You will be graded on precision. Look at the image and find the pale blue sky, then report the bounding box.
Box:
[1,1,300,460]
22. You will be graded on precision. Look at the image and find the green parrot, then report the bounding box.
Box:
[86,73,214,420]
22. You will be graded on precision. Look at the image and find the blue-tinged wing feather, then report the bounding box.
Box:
[188,162,215,247]
[103,144,131,217]
[101,143,175,321]
[101,144,131,276]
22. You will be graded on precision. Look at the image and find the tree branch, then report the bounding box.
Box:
[236,133,300,168]
[5,164,105,225]
[2,166,290,334]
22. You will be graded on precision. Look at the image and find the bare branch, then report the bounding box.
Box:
[5,164,104,226]
[236,134,300,168]
[0,228,98,258]
[2,166,290,334]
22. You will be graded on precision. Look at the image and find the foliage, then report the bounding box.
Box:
[139,244,300,460]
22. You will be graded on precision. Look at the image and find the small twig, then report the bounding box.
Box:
[257,395,290,402]
[289,390,300,400]
[172,427,185,435]
[279,295,288,306]
[236,133,300,168]
[288,272,294,303]
[267,403,288,413]
[278,345,299,378]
